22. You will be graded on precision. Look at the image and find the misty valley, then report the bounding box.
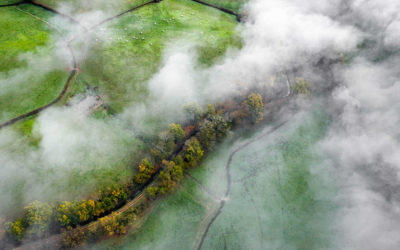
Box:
[1,0,400,249]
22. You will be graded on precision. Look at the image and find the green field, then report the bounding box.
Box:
[75,0,241,113]
[93,108,338,249]
[0,0,241,219]
[0,0,241,125]
[0,6,71,123]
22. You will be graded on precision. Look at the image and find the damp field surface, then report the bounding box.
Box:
[92,109,338,250]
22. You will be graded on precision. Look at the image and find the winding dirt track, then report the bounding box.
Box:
[0,47,78,129]
[197,121,287,250]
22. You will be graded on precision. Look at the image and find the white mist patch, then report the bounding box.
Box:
[139,0,361,104]
[34,104,130,169]
[322,57,400,249]
[0,43,69,97]
[2,0,400,249]
[336,175,400,250]
[0,100,141,216]
[127,0,400,249]
[148,45,199,115]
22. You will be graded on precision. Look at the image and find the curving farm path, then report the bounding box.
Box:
[0,36,78,129]
[196,121,287,250]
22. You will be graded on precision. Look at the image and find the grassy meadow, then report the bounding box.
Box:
[76,0,241,112]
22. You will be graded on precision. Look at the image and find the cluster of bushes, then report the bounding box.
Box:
[150,123,186,161]
[292,78,311,95]
[198,104,231,150]
[4,93,266,245]
[56,185,128,228]
[62,200,148,248]
[229,93,265,125]
[147,160,184,198]
[145,103,233,199]
[5,183,130,243]
[135,158,155,184]
[5,201,53,242]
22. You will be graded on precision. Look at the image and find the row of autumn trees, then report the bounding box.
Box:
[5,184,131,242]
[4,93,265,246]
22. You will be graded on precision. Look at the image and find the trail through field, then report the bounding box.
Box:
[196,121,287,250]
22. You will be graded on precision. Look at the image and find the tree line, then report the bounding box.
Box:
[3,93,265,247]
